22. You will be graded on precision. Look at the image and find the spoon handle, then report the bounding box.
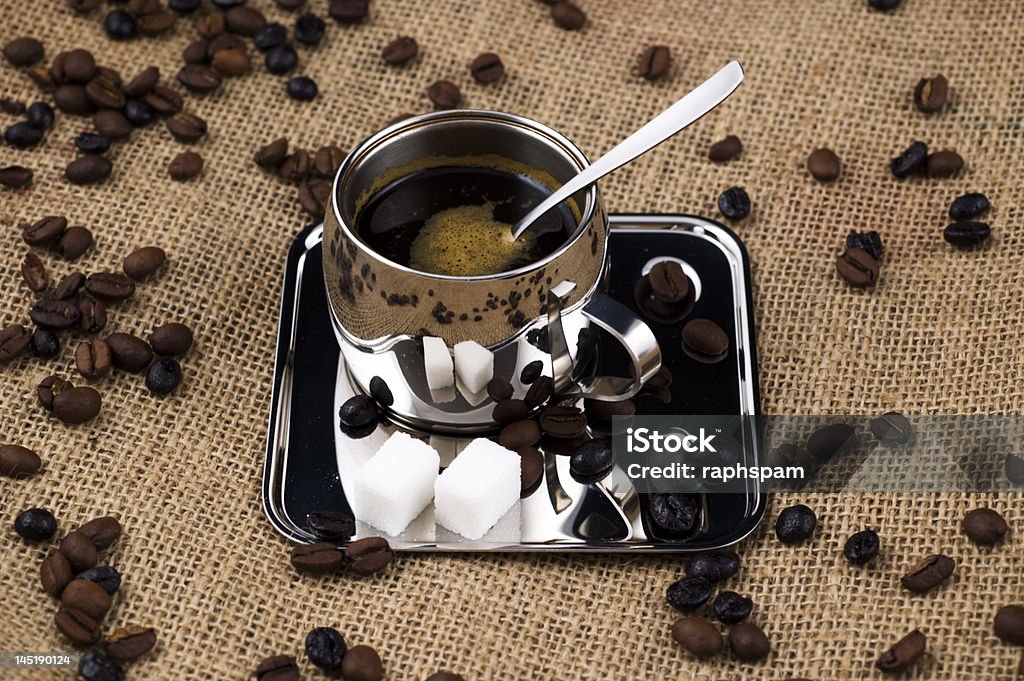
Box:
[511,61,745,238]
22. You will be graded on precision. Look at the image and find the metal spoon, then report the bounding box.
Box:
[510,61,745,239]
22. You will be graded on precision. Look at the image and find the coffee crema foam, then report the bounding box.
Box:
[408,203,537,276]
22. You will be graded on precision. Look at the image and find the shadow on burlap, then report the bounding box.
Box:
[1,1,1022,679]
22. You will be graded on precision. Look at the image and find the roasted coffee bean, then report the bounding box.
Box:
[256,137,289,168]
[137,9,175,36]
[807,422,856,460]
[294,13,326,44]
[551,1,586,29]
[104,10,138,40]
[426,80,461,110]
[891,140,927,179]
[27,101,55,128]
[14,508,57,541]
[26,66,56,93]
[60,49,96,83]
[122,67,159,100]
[170,0,202,11]
[41,550,73,595]
[901,554,955,593]
[291,542,344,574]
[177,64,221,94]
[94,110,132,139]
[869,412,912,445]
[149,323,193,356]
[104,626,155,662]
[712,591,753,624]
[341,645,383,681]
[56,226,94,260]
[31,329,60,360]
[194,11,226,38]
[666,576,713,612]
[962,507,1008,546]
[76,566,121,595]
[84,273,133,303]
[78,298,107,335]
[926,150,963,178]
[520,360,544,384]
[876,629,926,674]
[382,36,418,65]
[682,319,729,363]
[346,536,393,576]
[365,376,394,408]
[846,230,883,260]
[470,52,504,84]
[949,192,990,221]
[60,531,98,572]
[525,376,554,407]
[708,134,742,162]
[844,529,880,565]
[23,215,67,246]
[105,334,153,373]
[75,132,110,155]
[0,97,25,114]
[339,395,378,431]
[79,651,124,681]
[914,74,948,113]
[254,23,288,51]
[687,551,740,582]
[638,45,671,80]
[256,655,299,681]
[165,111,207,142]
[493,399,529,425]
[650,493,698,534]
[212,48,251,77]
[224,6,266,35]
[123,246,167,280]
[76,339,112,380]
[62,578,112,620]
[836,247,879,287]
[144,86,183,116]
[775,504,816,544]
[540,406,587,438]
[648,261,690,303]
[1,165,33,189]
[569,437,614,484]
[66,156,112,185]
[53,386,102,424]
[31,298,81,329]
[85,77,124,110]
[499,420,542,449]
[306,510,355,540]
[671,617,723,658]
[4,121,45,148]
[21,252,48,292]
[487,377,514,402]
[311,145,343,179]
[329,0,369,23]
[717,186,751,220]
[519,446,544,497]
[297,179,329,217]
[306,627,347,672]
[168,150,203,181]
[279,149,310,180]
[995,605,1024,645]
[0,324,32,363]
[265,45,299,74]
[146,358,183,395]
[286,76,318,101]
[944,221,990,249]
[56,607,102,646]
[728,622,770,662]
[79,517,122,550]
[0,443,41,477]
[4,37,44,66]
[807,147,841,181]
[869,0,902,9]
[38,376,72,411]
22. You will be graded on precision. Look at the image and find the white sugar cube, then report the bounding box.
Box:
[422,336,454,391]
[350,432,440,536]
[434,438,521,540]
[454,340,493,395]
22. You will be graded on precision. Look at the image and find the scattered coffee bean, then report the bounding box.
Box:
[256,655,300,681]
[76,566,121,595]
[962,507,1008,546]
[225,6,266,36]
[650,493,698,534]
[290,542,344,574]
[143,86,182,116]
[340,644,383,681]
[146,358,183,395]
[666,576,713,612]
[56,607,102,646]
[120,246,166,281]
[648,261,690,303]
[73,132,110,156]
[868,0,902,10]
[426,80,461,110]
[486,377,514,402]
[85,273,135,302]
[345,536,393,576]
[891,140,927,179]
[844,529,880,565]
[712,591,753,624]
[76,339,113,380]
[360,378,394,410]
[519,446,544,497]
[279,149,310,180]
[53,272,84,300]
[306,627,347,672]
[22,215,67,247]
[717,186,750,220]
[123,67,159,99]
[65,156,112,185]
[687,551,740,582]
[61,49,96,83]
[682,319,728,363]
[807,147,841,181]
[194,10,226,38]
[85,77,124,111]
[78,516,121,550]
[104,10,139,40]
[520,360,544,384]
[211,48,251,77]
[5,121,45,148]
[949,192,990,221]
[167,150,203,181]
[329,0,369,23]
[671,617,723,658]
[31,329,61,360]
[14,508,57,541]
[876,629,926,674]
[253,24,286,53]
[995,605,1024,645]
[471,52,505,84]
[569,438,614,484]
[149,323,193,357]
[729,622,770,662]
[708,134,742,162]
[60,531,99,572]
[525,376,554,407]
[21,252,48,292]
[914,74,948,113]
[26,102,54,130]
[170,0,202,11]
[497,420,539,450]
[869,412,912,444]
[311,146,344,179]
[901,554,954,593]
[165,111,207,142]
[306,510,355,540]
[106,334,154,373]
[540,405,587,438]
[93,110,133,140]
[493,399,529,425]
[0,325,32,363]
[382,36,418,65]
[62,578,112,621]
[25,66,56,93]
[256,137,289,168]
[943,221,990,249]
[775,504,816,544]
[638,45,671,80]
[53,85,95,115]
[104,626,156,662]
[846,230,883,260]
[339,395,378,432]
[0,97,25,114]
[807,423,856,460]
[56,226,94,260]
[78,298,108,334]
[551,1,586,30]
[53,386,102,424]
[4,37,44,67]
[926,150,963,178]
[265,45,299,74]
[31,298,81,330]
[41,549,73,596]
[38,376,72,411]
[836,248,879,287]
[294,13,326,44]
[177,64,222,94]
[1,165,33,189]
[286,76,318,101]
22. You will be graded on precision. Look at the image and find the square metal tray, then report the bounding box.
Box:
[263,214,765,552]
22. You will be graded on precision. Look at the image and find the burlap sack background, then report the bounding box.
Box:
[2,0,1022,678]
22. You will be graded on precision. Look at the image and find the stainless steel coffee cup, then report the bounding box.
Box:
[323,110,661,432]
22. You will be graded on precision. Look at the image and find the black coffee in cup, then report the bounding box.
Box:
[354,165,577,276]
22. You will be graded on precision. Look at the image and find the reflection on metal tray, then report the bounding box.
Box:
[263,214,765,552]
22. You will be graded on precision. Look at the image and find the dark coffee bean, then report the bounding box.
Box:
[499,420,542,449]
[104,10,138,40]
[728,622,770,662]
[638,45,671,80]
[0,324,32,363]
[648,261,690,303]
[949,192,990,221]
[76,339,112,380]
[168,150,203,181]
[306,510,355,540]
[94,110,133,139]
[313,144,345,178]
[486,377,514,402]
[21,252,48,292]
[339,395,378,431]
[146,358,183,395]
[78,650,125,681]
[470,52,504,84]
[26,101,54,129]
[104,626,155,662]
[53,386,102,424]
[944,221,990,249]
[279,149,310,180]
[666,576,713,612]
[265,45,299,74]
[255,655,299,681]
[914,74,948,113]
[650,493,698,534]
[836,247,879,287]
[176,64,222,94]
[365,377,393,408]
[85,77,124,110]
[254,23,288,51]
[687,551,740,582]
[0,442,41,478]
[844,529,880,565]
[717,186,750,220]
[294,13,326,44]
[74,132,110,155]
[85,273,135,302]
[807,147,841,181]
[123,246,167,280]
[995,605,1024,645]
[79,517,121,550]
[290,542,344,574]
[143,86,182,116]
[305,627,347,672]
[775,504,816,544]
[551,1,585,29]
[926,150,963,178]
[149,323,193,357]
[426,80,461,110]
[846,230,883,260]
[540,405,587,439]
[329,0,369,23]
[76,566,121,595]
[876,629,926,674]
[525,376,554,407]
[0,97,25,114]
[868,0,902,10]
[869,412,912,444]
[520,360,544,384]
[78,298,107,334]
[37,375,73,411]
[712,591,753,624]
[26,66,56,93]
[22,215,67,246]
[61,578,112,620]
[962,507,1008,546]
[901,554,955,593]
[65,156,112,185]
[41,550,73,595]
[138,9,175,36]
[297,178,329,217]
[519,446,544,497]
[4,37,44,67]
[256,137,289,168]
[56,607,102,646]
[708,134,742,162]
[31,298,81,329]
[286,76,318,101]
[55,226,94,260]
[170,0,202,11]
[225,6,266,35]
[671,617,723,658]
[382,36,418,65]
[493,399,529,425]
[345,536,393,576]
[4,121,44,148]
[1,165,33,189]
[31,329,60,359]
[165,111,208,143]
[14,508,57,541]
[122,67,159,100]
[60,49,95,83]
[682,319,729,363]
[211,48,251,77]
[194,11,226,38]
[60,531,98,572]
[644,365,673,392]
[341,645,383,681]
[807,423,856,460]
[54,272,85,300]
[569,437,613,484]
[891,140,927,179]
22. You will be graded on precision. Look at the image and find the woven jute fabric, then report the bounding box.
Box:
[2,1,1022,679]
